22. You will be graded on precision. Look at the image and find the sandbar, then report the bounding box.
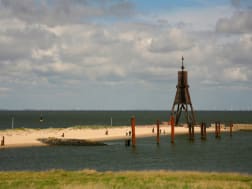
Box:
[0,123,247,149]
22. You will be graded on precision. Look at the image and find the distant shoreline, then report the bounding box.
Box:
[1,111,252,130]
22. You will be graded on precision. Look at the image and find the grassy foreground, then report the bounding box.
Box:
[0,170,251,189]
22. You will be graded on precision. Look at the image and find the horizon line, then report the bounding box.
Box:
[0,109,251,111]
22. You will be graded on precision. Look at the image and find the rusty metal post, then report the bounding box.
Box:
[131,117,136,147]
[156,120,160,144]
[230,123,233,136]
[171,116,175,143]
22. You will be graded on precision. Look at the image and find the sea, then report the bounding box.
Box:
[0,110,252,174]
[0,110,252,129]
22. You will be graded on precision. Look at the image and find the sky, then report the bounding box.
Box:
[0,0,252,110]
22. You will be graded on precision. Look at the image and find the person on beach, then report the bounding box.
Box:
[152,127,154,133]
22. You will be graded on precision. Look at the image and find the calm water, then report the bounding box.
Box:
[0,110,252,129]
[0,111,252,173]
[0,132,252,173]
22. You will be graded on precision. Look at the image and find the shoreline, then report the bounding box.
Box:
[0,124,251,149]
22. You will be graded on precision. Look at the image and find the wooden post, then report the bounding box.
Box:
[188,123,194,141]
[192,123,194,139]
[1,136,4,146]
[200,122,203,138]
[201,122,207,140]
[215,122,221,138]
[170,115,175,144]
[156,120,160,144]
[188,123,191,139]
[125,139,131,146]
[204,122,207,139]
[230,123,233,136]
[131,117,136,147]
[215,122,218,138]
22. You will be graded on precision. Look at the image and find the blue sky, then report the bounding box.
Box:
[0,0,252,110]
[134,0,229,11]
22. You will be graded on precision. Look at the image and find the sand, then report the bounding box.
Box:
[0,124,223,148]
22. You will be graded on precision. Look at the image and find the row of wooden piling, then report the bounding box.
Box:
[188,122,207,141]
[215,122,233,137]
[127,116,234,147]
[1,118,234,148]
[188,121,233,141]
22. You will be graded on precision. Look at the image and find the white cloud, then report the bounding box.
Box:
[149,28,194,52]
[223,67,248,81]
[31,46,58,60]
[0,0,251,109]
[216,10,252,33]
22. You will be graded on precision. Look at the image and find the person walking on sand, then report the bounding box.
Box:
[128,131,131,136]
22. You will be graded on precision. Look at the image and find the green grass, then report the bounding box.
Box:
[0,170,251,189]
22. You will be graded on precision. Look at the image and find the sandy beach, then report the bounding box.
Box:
[0,123,223,148]
[2,123,251,148]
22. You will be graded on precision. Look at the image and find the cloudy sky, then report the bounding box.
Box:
[0,0,252,110]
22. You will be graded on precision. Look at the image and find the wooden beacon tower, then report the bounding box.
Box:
[171,57,196,125]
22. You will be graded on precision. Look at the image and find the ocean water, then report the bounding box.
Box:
[0,111,251,173]
[0,132,252,173]
[0,110,252,130]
